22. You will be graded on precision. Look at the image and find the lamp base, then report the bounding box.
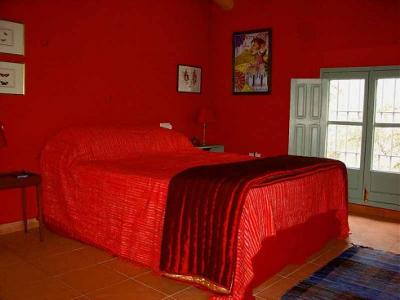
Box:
[202,123,206,146]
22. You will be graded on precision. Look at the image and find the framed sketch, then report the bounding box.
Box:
[0,20,25,55]
[0,61,25,95]
[177,64,202,93]
[232,28,272,95]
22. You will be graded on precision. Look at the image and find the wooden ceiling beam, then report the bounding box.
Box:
[212,0,234,10]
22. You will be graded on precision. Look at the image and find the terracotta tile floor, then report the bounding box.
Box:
[0,214,398,300]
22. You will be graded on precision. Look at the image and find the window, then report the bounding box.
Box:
[374,78,400,123]
[325,79,365,169]
[328,80,364,122]
[326,124,362,168]
[371,78,400,173]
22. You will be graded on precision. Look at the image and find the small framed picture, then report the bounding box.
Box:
[0,61,25,95]
[0,20,25,55]
[177,64,202,93]
[232,28,272,95]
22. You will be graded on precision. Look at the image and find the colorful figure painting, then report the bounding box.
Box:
[233,28,271,94]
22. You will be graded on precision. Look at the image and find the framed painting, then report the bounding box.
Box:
[0,20,25,55]
[0,61,25,95]
[232,28,272,95]
[177,64,202,93]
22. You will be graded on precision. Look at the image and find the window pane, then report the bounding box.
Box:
[372,127,400,173]
[328,79,365,122]
[375,78,400,124]
[326,124,362,168]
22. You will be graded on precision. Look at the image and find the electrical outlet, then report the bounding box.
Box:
[249,152,261,157]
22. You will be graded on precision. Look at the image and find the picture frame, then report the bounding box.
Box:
[0,61,25,95]
[177,64,202,93]
[232,28,272,95]
[0,20,25,55]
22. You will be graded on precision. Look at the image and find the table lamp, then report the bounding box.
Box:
[197,108,215,146]
[0,124,6,147]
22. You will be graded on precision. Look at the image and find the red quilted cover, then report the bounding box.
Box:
[41,127,349,300]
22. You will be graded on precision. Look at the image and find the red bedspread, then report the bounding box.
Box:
[161,156,347,293]
[41,127,349,300]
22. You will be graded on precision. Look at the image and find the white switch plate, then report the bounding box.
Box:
[160,122,172,129]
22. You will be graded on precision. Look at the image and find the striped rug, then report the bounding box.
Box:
[282,245,400,300]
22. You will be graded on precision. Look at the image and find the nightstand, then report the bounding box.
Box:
[0,171,44,241]
[196,144,224,153]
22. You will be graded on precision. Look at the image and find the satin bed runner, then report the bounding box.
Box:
[160,155,346,293]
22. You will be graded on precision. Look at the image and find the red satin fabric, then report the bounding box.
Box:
[160,156,347,291]
[41,127,349,300]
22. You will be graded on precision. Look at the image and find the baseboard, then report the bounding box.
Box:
[349,203,400,222]
[0,218,39,235]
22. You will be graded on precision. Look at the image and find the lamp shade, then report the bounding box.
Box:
[0,125,6,147]
[197,108,216,124]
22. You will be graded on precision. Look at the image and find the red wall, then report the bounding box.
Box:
[0,0,211,224]
[208,0,400,155]
[1,0,399,224]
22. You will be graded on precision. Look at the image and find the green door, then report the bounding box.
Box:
[321,67,400,211]
[288,79,325,157]
[321,71,369,204]
[363,70,400,210]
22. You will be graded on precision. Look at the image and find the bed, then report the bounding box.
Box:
[41,127,349,299]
